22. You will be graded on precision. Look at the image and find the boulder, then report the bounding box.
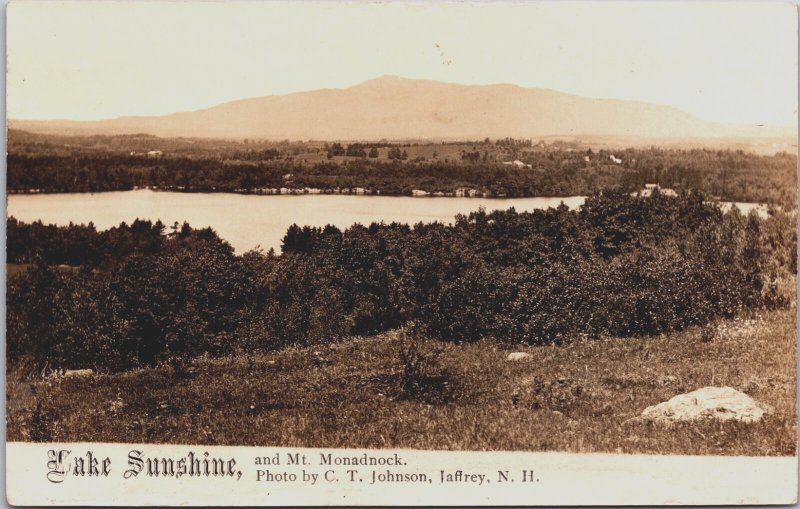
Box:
[640,386,765,424]
[507,352,532,362]
[64,369,94,378]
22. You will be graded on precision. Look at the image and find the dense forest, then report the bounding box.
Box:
[7,130,797,206]
[7,190,796,372]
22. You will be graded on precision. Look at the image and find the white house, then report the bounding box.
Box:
[455,188,478,197]
[639,184,678,197]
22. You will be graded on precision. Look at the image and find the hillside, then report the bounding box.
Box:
[9,76,794,141]
[8,309,797,455]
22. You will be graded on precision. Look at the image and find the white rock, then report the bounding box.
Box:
[64,369,94,378]
[641,386,765,424]
[507,352,532,362]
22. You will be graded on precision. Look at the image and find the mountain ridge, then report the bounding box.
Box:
[9,75,795,141]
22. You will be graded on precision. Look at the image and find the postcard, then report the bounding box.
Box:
[5,0,798,505]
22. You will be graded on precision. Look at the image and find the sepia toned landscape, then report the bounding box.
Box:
[6,127,797,454]
[5,1,797,460]
[9,74,794,141]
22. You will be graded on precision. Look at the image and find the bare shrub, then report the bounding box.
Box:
[701,323,717,343]
[526,375,586,413]
[396,321,447,401]
[167,355,192,379]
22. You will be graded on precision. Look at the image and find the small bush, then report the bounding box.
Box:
[30,401,52,442]
[701,323,717,343]
[396,321,447,400]
[517,375,586,414]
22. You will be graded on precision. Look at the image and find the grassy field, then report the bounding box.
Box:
[6,264,31,279]
[7,309,796,455]
[298,143,502,165]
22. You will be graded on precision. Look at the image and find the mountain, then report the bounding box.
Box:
[8,75,794,141]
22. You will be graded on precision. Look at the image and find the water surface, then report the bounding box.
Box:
[7,190,587,252]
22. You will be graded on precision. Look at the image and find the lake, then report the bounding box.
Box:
[7,190,587,253]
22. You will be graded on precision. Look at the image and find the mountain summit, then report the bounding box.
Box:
[9,76,791,140]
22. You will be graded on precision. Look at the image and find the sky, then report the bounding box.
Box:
[6,1,798,127]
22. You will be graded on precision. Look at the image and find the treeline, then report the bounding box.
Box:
[4,153,636,196]
[7,217,168,267]
[6,130,327,159]
[7,147,797,205]
[7,191,796,372]
[624,148,797,207]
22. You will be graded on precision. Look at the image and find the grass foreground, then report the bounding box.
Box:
[7,309,797,456]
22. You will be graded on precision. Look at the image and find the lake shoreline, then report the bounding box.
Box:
[7,186,577,200]
[8,190,775,253]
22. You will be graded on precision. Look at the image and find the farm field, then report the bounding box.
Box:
[8,308,796,456]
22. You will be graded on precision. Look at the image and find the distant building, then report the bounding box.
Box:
[609,155,622,164]
[146,150,163,158]
[639,184,678,197]
[455,187,478,197]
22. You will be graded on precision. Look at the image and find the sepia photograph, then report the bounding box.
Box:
[4,0,798,505]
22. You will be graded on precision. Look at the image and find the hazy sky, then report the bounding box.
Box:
[7,1,798,126]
